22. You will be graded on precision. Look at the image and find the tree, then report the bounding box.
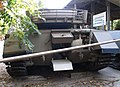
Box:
[115,20,120,30]
[0,0,42,50]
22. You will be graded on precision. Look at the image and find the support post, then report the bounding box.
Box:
[74,3,77,9]
[106,1,111,30]
[91,1,95,28]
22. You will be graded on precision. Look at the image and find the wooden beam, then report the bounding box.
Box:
[108,0,120,7]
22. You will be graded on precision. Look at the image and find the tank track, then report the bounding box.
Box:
[84,52,115,71]
[6,61,28,77]
[110,54,120,69]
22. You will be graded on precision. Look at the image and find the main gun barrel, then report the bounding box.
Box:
[1,39,120,63]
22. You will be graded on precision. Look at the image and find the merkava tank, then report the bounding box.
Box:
[3,9,120,77]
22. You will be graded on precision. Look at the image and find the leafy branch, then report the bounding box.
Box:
[0,0,42,50]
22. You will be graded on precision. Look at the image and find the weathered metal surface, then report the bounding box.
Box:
[93,31,120,53]
[109,30,120,48]
[51,31,73,44]
[52,59,73,71]
[39,9,88,24]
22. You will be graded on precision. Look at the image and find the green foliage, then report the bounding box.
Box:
[0,0,42,50]
[115,20,120,30]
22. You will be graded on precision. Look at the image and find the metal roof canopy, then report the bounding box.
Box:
[65,0,120,20]
[65,0,120,30]
[108,0,120,7]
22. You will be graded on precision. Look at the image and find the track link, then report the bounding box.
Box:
[6,61,27,77]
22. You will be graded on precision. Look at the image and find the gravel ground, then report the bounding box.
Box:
[0,63,120,87]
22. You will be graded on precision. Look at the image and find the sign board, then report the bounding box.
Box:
[93,12,106,27]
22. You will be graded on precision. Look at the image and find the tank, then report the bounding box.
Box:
[3,9,120,77]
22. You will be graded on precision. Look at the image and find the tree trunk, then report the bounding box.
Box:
[0,36,5,59]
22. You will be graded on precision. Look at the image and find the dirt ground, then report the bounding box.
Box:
[0,63,120,87]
